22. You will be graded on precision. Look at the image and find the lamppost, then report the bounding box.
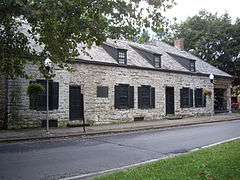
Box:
[209,73,214,116]
[44,57,53,132]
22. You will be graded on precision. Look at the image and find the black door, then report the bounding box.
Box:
[69,86,84,120]
[166,87,175,115]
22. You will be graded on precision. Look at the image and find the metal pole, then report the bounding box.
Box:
[211,85,214,117]
[46,79,49,132]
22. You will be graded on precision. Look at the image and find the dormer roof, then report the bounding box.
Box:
[75,39,231,78]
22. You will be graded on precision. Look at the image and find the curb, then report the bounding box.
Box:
[0,117,240,143]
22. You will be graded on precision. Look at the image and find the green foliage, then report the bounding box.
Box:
[232,85,240,96]
[203,89,212,97]
[138,29,150,44]
[163,10,240,85]
[27,83,44,95]
[95,140,240,180]
[0,0,175,79]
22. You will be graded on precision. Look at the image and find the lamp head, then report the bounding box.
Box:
[209,73,214,83]
[44,57,52,68]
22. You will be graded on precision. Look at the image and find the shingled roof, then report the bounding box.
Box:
[76,39,231,78]
[19,21,231,78]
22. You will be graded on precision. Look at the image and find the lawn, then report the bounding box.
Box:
[95,140,240,180]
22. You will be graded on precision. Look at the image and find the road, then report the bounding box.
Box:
[0,120,240,180]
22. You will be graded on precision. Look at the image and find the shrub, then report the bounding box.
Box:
[27,83,45,95]
[203,89,212,97]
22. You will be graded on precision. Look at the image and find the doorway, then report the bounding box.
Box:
[69,86,84,120]
[214,88,227,113]
[166,87,175,115]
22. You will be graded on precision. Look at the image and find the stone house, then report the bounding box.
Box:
[0,39,232,129]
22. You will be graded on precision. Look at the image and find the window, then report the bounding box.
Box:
[138,85,155,109]
[180,87,193,108]
[189,61,195,72]
[114,84,134,109]
[97,86,108,98]
[154,55,161,68]
[195,88,206,107]
[29,80,59,111]
[118,50,127,64]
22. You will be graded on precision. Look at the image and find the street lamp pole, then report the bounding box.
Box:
[44,57,52,132]
[209,73,214,116]
[46,78,49,132]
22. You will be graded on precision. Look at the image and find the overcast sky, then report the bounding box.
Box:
[165,0,240,22]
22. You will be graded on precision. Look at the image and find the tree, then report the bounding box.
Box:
[0,0,175,79]
[138,29,151,44]
[164,10,240,85]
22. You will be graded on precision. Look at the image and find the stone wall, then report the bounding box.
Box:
[6,62,227,129]
[70,63,215,124]
[0,75,6,129]
[6,65,69,129]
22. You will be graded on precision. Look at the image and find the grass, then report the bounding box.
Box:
[95,140,240,180]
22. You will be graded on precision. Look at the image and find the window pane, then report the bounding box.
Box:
[154,56,160,68]
[195,88,203,107]
[190,62,195,72]
[118,51,127,64]
[138,85,155,109]
[180,87,192,108]
[118,58,125,64]
[97,86,109,98]
[115,84,131,109]
[119,52,125,58]
[29,80,59,111]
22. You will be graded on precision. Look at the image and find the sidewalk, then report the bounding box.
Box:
[0,113,240,143]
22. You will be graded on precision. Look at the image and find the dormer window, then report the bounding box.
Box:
[154,55,161,68]
[189,61,195,72]
[118,50,127,65]
[167,52,196,72]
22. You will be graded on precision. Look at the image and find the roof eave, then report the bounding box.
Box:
[69,59,233,79]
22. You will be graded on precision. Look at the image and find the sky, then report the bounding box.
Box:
[164,0,240,22]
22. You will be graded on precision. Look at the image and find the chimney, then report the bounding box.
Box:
[174,38,184,50]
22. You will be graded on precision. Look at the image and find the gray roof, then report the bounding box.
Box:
[76,39,231,78]
[19,21,231,78]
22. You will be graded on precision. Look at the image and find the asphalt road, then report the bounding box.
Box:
[0,120,240,180]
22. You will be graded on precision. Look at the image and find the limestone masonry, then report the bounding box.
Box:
[0,39,232,129]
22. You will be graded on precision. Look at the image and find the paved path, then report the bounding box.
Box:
[0,120,240,180]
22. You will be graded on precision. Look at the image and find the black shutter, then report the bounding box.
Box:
[138,87,142,109]
[52,82,59,110]
[128,86,134,108]
[142,86,151,109]
[194,89,198,107]
[114,85,120,109]
[150,87,155,108]
[190,89,193,107]
[180,88,184,108]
